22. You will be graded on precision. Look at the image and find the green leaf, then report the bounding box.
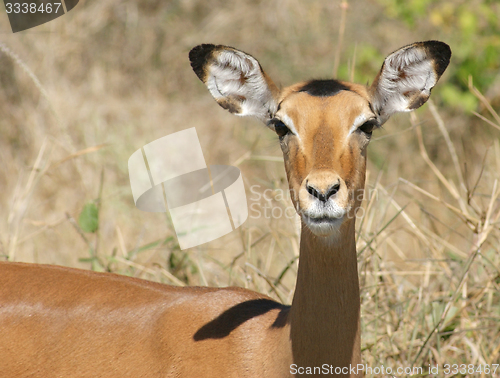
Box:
[78,202,99,233]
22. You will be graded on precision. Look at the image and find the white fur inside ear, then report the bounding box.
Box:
[373,46,437,122]
[205,50,276,121]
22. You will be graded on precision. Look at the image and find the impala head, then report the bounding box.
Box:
[190,42,450,237]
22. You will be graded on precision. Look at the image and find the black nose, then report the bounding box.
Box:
[306,181,340,202]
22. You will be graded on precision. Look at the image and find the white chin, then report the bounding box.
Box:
[303,216,344,237]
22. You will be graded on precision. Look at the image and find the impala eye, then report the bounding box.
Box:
[271,120,291,139]
[357,120,377,136]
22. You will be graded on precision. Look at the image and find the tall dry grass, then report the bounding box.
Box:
[1,0,499,375]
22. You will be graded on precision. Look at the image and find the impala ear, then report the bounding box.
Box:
[370,41,451,124]
[189,44,280,123]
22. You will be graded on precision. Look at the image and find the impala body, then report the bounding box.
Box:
[0,41,450,377]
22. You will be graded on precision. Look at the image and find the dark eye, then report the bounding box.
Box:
[357,120,377,136]
[273,120,291,139]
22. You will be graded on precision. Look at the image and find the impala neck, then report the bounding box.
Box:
[289,218,361,375]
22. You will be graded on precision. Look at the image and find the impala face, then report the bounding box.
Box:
[271,81,376,236]
[189,41,451,237]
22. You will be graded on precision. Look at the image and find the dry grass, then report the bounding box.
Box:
[1,0,499,375]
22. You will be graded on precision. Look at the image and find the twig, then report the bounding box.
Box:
[469,76,500,126]
[472,111,500,132]
[0,42,52,109]
[412,180,497,365]
[65,212,95,256]
[7,138,50,261]
[332,0,348,78]
[399,178,478,228]
[228,232,269,269]
[377,183,434,253]
[428,100,466,195]
[245,262,285,303]
[412,242,482,366]
[411,113,466,216]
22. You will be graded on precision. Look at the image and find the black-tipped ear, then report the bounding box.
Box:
[370,41,451,124]
[188,44,279,123]
[424,41,452,77]
[189,44,219,84]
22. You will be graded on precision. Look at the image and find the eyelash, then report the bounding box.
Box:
[357,120,377,136]
[270,119,291,139]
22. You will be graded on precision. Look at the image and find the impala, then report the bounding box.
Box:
[0,41,450,377]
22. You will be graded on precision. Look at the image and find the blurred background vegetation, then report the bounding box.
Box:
[378,0,500,111]
[1,0,499,375]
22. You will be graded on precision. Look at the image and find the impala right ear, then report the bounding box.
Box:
[370,41,451,124]
[189,44,280,123]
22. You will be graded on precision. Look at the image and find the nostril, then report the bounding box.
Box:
[306,180,341,202]
[306,184,322,200]
[306,182,328,202]
[325,182,340,200]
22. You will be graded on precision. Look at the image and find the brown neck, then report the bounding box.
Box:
[289,219,361,376]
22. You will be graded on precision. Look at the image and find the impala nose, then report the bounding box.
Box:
[306,180,341,202]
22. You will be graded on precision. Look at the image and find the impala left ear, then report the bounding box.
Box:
[189,44,280,123]
[370,41,451,124]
